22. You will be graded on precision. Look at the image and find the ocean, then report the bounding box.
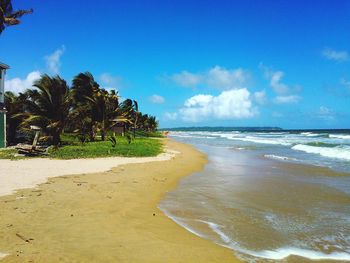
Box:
[159,129,350,262]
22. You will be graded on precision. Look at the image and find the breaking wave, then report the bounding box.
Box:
[292,144,350,161]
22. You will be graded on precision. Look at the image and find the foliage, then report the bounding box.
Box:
[4,91,27,145]
[49,137,163,159]
[6,72,160,147]
[135,130,164,138]
[0,148,21,159]
[125,132,133,144]
[109,135,118,148]
[15,75,71,146]
[70,72,100,141]
[0,0,33,34]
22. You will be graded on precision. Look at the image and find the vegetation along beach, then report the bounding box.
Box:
[1,0,350,262]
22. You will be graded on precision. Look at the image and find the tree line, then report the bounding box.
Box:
[5,72,158,146]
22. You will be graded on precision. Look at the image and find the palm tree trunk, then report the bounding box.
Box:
[89,123,95,142]
[52,131,61,146]
[101,124,105,141]
[101,113,106,141]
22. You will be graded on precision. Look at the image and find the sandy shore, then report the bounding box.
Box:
[0,147,179,197]
[0,139,239,262]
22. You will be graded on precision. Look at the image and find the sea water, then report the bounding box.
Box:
[159,129,350,262]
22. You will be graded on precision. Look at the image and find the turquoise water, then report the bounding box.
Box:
[160,130,350,262]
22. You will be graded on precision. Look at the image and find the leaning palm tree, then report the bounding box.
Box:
[132,100,139,138]
[0,0,33,34]
[71,72,100,141]
[120,99,139,137]
[84,88,110,141]
[19,75,71,146]
[4,91,28,144]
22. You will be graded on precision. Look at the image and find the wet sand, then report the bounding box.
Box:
[160,141,350,262]
[0,139,239,262]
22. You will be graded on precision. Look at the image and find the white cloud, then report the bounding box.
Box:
[44,45,65,74]
[340,78,350,89]
[269,70,290,94]
[149,94,165,104]
[99,73,122,91]
[171,71,202,88]
[261,65,289,94]
[5,71,41,94]
[163,112,178,120]
[322,48,348,62]
[254,90,267,105]
[179,88,256,122]
[206,66,249,89]
[260,64,301,103]
[274,95,301,104]
[316,106,335,120]
[170,66,250,90]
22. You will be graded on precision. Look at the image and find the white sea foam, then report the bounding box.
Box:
[301,132,322,137]
[264,154,297,162]
[329,134,350,140]
[224,136,292,146]
[218,134,241,140]
[158,206,206,238]
[170,132,218,139]
[197,220,350,261]
[235,147,246,150]
[197,220,232,244]
[245,247,350,261]
[292,144,350,161]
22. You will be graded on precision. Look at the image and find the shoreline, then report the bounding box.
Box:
[0,139,239,262]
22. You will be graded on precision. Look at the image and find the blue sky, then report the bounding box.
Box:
[1,0,350,128]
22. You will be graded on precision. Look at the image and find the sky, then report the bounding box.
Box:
[1,0,350,129]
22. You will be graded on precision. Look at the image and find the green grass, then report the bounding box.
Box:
[0,133,164,160]
[60,133,81,145]
[134,130,164,138]
[0,148,23,160]
[49,137,163,159]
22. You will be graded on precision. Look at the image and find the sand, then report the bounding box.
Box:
[0,139,239,262]
[0,148,179,197]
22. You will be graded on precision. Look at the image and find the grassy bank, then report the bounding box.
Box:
[50,137,163,159]
[0,136,163,160]
[0,149,19,160]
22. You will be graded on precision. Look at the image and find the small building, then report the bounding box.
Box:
[0,62,10,148]
[110,120,127,136]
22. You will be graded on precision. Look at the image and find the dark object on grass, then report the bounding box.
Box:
[15,126,48,156]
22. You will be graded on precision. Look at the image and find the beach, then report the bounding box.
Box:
[0,139,238,262]
[163,131,350,262]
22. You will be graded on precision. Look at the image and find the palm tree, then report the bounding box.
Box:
[85,88,110,141]
[147,115,158,131]
[120,99,139,137]
[132,100,139,138]
[19,75,71,146]
[71,72,132,141]
[0,0,33,34]
[71,72,100,141]
[4,91,27,144]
